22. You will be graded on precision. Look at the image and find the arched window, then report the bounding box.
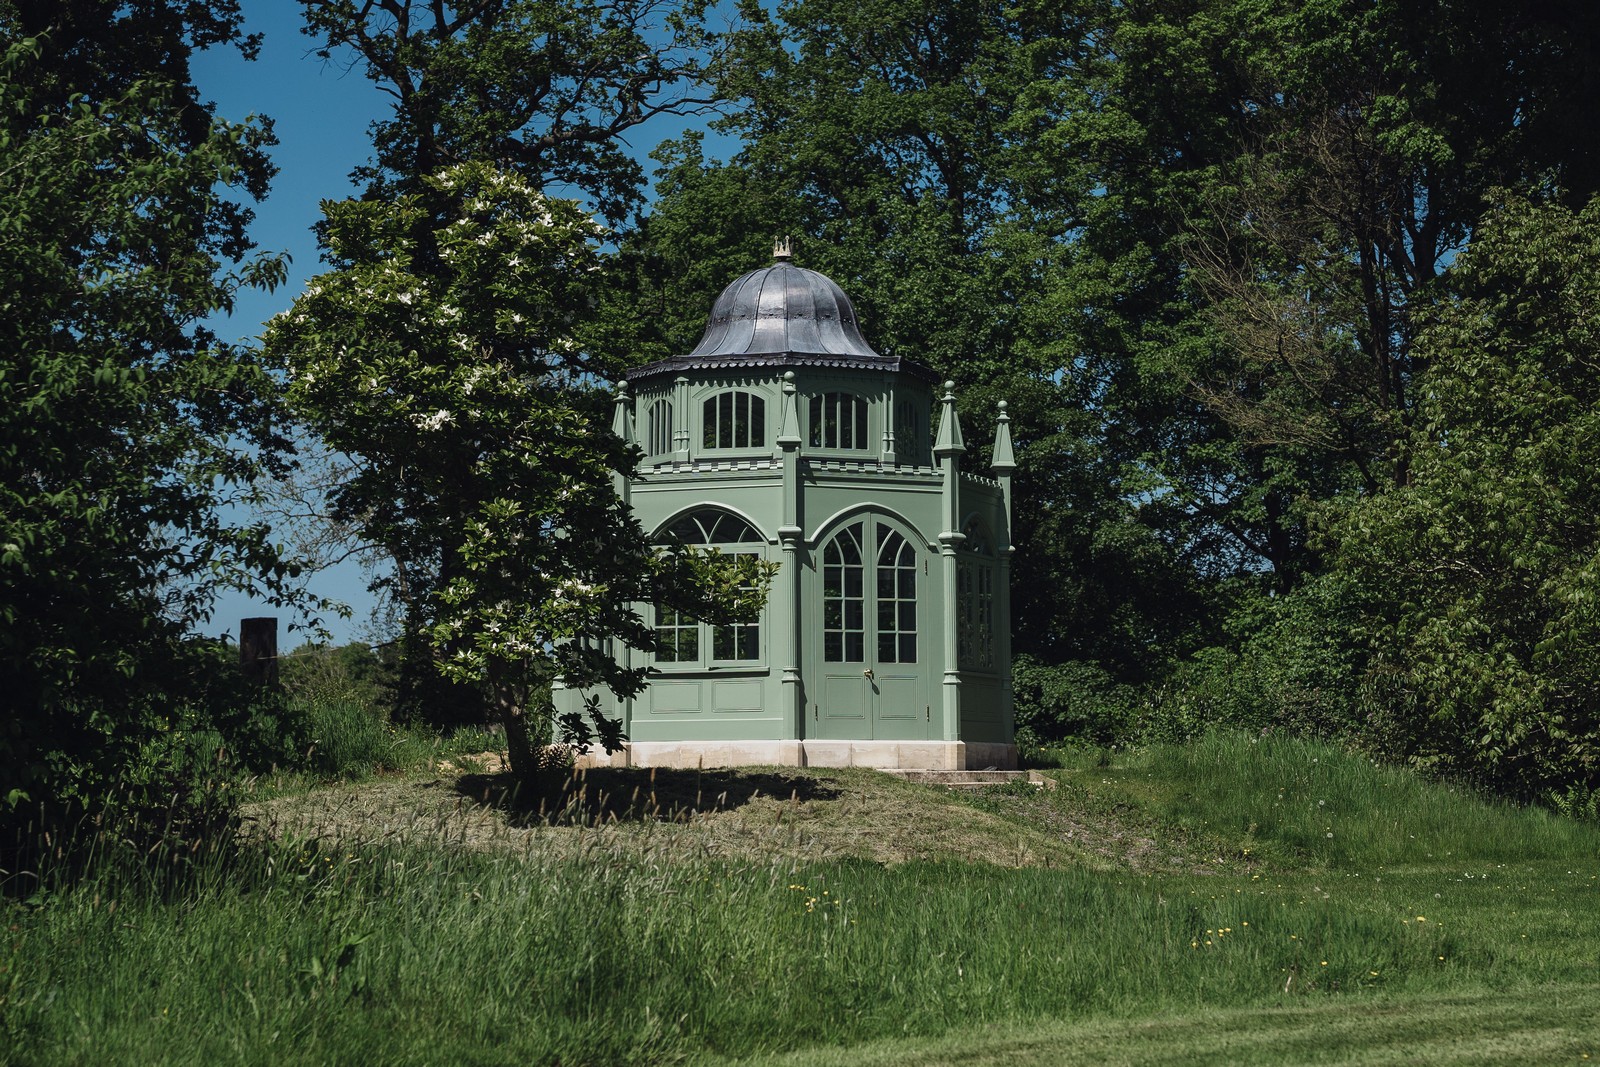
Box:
[958,517,996,671]
[702,390,765,449]
[809,392,869,450]
[662,509,764,545]
[654,509,765,666]
[646,398,674,456]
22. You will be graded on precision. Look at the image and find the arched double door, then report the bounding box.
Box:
[810,514,931,740]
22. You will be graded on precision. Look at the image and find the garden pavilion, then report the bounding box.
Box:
[555,242,1017,770]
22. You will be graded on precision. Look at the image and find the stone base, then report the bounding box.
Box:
[574,740,1017,772]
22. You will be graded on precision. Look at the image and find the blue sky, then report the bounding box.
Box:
[190,6,733,646]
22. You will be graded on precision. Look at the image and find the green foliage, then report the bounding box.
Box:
[298,0,722,224]
[1011,656,1137,748]
[1137,577,1370,745]
[279,641,395,719]
[0,7,307,834]
[1329,195,1600,803]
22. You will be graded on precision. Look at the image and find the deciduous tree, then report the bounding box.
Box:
[0,2,299,820]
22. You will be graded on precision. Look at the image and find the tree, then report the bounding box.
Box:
[0,3,299,822]
[1328,194,1600,805]
[291,1,733,718]
[264,162,769,777]
[1034,0,1600,593]
[298,0,723,223]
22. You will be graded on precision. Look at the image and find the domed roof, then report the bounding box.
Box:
[687,260,882,359]
[626,246,938,384]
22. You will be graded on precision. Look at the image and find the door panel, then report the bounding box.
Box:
[812,516,927,740]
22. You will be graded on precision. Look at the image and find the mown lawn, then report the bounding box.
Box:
[3,734,1598,1065]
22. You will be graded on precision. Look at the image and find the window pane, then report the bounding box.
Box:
[845,601,863,630]
[825,632,842,661]
[809,395,823,447]
[846,633,864,661]
[751,398,765,445]
[878,633,897,663]
[900,634,916,663]
[899,601,916,630]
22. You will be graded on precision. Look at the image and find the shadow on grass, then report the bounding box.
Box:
[452,766,842,826]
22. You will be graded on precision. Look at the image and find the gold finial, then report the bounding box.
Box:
[773,235,793,261]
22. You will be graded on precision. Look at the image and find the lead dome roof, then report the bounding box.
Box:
[625,255,938,384]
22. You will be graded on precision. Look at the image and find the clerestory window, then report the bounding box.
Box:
[646,398,674,456]
[809,392,869,450]
[702,390,766,449]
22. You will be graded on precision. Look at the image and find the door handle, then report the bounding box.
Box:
[863,668,875,680]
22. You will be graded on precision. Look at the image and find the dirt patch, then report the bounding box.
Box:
[241,765,1222,871]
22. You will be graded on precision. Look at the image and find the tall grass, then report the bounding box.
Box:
[1054,731,1600,868]
[6,824,1600,1063]
[7,733,1600,1065]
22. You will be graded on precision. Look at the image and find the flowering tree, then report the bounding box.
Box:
[265,162,768,775]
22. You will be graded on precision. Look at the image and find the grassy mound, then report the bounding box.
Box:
[3,732,1597,1066]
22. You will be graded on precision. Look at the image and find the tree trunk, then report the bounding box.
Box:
[489,665,538,781]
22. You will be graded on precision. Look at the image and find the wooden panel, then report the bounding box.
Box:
[873,671,924,740]
[712,679,764,714]
[650,681,702,715]
[875,673,919,720]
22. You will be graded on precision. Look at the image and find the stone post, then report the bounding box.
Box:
[239,617,278,687]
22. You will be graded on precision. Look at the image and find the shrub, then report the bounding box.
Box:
[1012,656,1139,748]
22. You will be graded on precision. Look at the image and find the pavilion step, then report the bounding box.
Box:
[879,769,1054,791]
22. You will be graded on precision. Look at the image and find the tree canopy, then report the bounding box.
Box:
[0,2,298,818]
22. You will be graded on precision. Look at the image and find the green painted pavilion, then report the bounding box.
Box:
[556,245,1017,770]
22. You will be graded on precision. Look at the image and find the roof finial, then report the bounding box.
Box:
[772,235,793,261]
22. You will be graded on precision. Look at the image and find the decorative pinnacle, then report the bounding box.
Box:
[773,235,793,261]
[934,380,965,456]
[991,397,1016,473]
[782,369,796,393]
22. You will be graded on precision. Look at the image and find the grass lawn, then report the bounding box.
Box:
[3,733,1598,1065]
